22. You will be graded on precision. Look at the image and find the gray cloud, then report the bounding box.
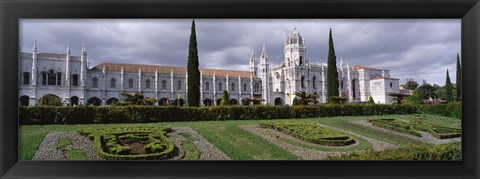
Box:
[20,19,460,86]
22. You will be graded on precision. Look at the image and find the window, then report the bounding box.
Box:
[47,70,56,85]
[254,83,260,92]
[231,83,235,91]
[301,76,305,88]
[341,81,344,89]
[56,72,61,85]
[110,78,116,88]
[23,72,30,85]
[390,82,393,88]
[178,80,181,89]
[41,72,47,85]
[206,81,210,91]
[243,83,247,92]
[299,56,303,66]
[162,80,167,89]
[219,82,223,91]
[312,76,316,89]
[128,79,133,88]
[92,77,98,88]
[146,79,151,89]
[287,58,290,67]
[72,74,79,86]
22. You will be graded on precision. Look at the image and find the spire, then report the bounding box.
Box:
[66,43,71,54]
[33,40,37,51]
[261,44,268,59]
[249,47,255,62]
[81,43,87,54]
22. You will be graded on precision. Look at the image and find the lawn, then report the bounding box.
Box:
[19,114,461,160]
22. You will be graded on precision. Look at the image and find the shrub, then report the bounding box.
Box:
[327,143,461,160]
[418,102,461,119]
[20,104,428,125]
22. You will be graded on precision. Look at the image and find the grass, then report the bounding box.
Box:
[19,114,461,160]
[64,149,89,160]
[53,138,73,150]
[180,133,200,160]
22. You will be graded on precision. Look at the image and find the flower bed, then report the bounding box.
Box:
[78,126,175,160]
[367,119,461,139]
[259,121,356,146]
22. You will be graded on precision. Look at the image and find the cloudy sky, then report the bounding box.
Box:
[20,19,460,85]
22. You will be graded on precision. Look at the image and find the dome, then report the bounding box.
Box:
[285,25,304,45]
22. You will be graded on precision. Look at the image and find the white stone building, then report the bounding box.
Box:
[18,27,399,106]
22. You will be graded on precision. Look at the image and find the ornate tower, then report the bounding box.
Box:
[80,44,87,87]
[284,25,307,67]
[31,40,38,86]
[259,44,270,104]
[248,48,257,76]
[65,43,71,85]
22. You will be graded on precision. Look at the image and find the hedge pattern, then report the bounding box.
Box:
[19,103,460,125]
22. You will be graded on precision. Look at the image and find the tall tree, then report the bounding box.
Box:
[327,28,339,99]
[187,20,201,107]
[220,90,230,106]
[404,78,419,90]
[456,53,462,101]
[445,69,453,102]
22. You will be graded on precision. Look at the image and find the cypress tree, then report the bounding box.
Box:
[327,28,339,98]
[220,90,230,106]
[187,20,201,107]
[445,69,453,102]
[456,53,461,101]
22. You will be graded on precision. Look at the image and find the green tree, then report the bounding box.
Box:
[367,96,375,104]
[418,80,438,100]
[121,92,156,106]
[220,90,230,106]
[327,28,339,98]
[38,94,62,106]
[456,53,462,101]
[405,89,424,105]
[445,69,453,102]
[294,91,319,105]
[404,78,419,90]
[388,93,410,104]
[187,19,201,107]
[292,97,300,106]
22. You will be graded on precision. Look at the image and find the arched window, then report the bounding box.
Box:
[219,82,223,91]
[243,83,247,92]
[56,72,62,85]
[312,76,316,89]
[254,83,260,92]
[41,72,47,85]
[72,74,79,86]
[20,95,30,106]
[178,80,182,89]
[92,77,98,88]
[23,72,30,85]
[47,70,56,85]
[128,79,133,88]
[352,80,356,98]
[206,81,210,91]
[341,81,344,90]
[287,58,290,67]
[301,76,305,88]
[231,83,235,91]
[110,78,116,88]
[390,82,393,88]
[162,80,167,89]
[299,56,303,66]
[146,79,151,89]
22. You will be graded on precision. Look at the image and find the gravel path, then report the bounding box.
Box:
[32,127,229,160]
[32,131,102,160]
[350,120,462,144]
[170,127,230,160]
[240,124,395,160]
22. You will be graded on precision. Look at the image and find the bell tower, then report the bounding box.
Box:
[284,25,307,67]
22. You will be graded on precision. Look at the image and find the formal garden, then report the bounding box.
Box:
[19,102,462,161]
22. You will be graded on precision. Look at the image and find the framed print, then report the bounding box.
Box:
[1,0,479,178]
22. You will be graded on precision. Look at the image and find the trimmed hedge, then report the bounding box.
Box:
[260,121,356,146]
[327,142,461,160]
[417,102,461,119]
[19,104,420,125]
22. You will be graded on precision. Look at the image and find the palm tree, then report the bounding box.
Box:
[121,92,156,106]
[387,93,410,104]
[294,91,319,105]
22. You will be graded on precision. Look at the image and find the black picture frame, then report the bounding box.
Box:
[1,0,479,178]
